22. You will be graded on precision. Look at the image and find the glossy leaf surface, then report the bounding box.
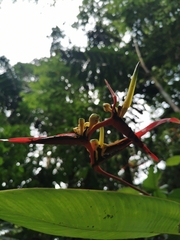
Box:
[0,188,180,239]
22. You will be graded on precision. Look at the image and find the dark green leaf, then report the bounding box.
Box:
[0,189,180,239]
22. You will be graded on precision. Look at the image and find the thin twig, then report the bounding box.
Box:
[133,38,180,113]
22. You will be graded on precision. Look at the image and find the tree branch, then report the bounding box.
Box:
[133,39,180,113]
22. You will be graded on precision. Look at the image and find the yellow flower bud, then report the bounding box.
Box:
[119,62,139,117]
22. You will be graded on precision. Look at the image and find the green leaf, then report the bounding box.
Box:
[153,189,167,198]
[168,189,180,203]
[0,188,180,239]
[142,165,161,192]
[118,187,140,195]
[0,157,4,166]
[166,156,180,166]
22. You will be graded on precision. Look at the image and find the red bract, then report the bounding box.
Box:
[0,133,96,173]
[90,117,180,196]
[97,117,180,163]
[88,79,159,162]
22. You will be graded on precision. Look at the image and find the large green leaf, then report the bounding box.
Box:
[0,188,180,239]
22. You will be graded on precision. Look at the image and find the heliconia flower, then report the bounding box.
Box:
[1,117,180,195]
[88,64,159,162]
[91,117,180,167]
[1,61,180,195]
[73,113,100,136]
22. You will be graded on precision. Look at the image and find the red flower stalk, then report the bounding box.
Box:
[88,64,159,162]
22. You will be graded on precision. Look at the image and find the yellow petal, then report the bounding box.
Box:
[78,118,85,135]
[99,127,104,148]
[88,113,99,129]
[103,103,112,113]
[86,113,100,136]
[119,62,140,118]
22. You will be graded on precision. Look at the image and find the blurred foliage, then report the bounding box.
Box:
[0,0,180,239]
